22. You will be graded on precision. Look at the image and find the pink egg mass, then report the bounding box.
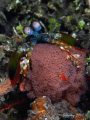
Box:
[21,44,86,106]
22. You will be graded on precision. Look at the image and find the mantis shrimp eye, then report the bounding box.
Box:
[32,21,42,31]
[23,26,33,35]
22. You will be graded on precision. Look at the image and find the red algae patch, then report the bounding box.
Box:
[0,79,12,96]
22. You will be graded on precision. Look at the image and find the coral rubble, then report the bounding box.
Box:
[27,96,87,120]
[27,96,59,120]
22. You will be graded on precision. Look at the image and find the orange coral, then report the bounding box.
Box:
[32,97,47,119]
[73,113,86,120]
[28,96,59,120]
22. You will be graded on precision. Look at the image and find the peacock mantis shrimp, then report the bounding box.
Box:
[0,21,89,112]
[8,21,87,86]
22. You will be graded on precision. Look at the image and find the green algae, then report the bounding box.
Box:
[48,18,61,32]
[15,24,27,37]
[85,54,90,75]
[78,20,85,30]
[0,11,7,26]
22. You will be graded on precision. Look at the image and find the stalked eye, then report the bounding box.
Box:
[32,21,42,31]
[23,26,33,35]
